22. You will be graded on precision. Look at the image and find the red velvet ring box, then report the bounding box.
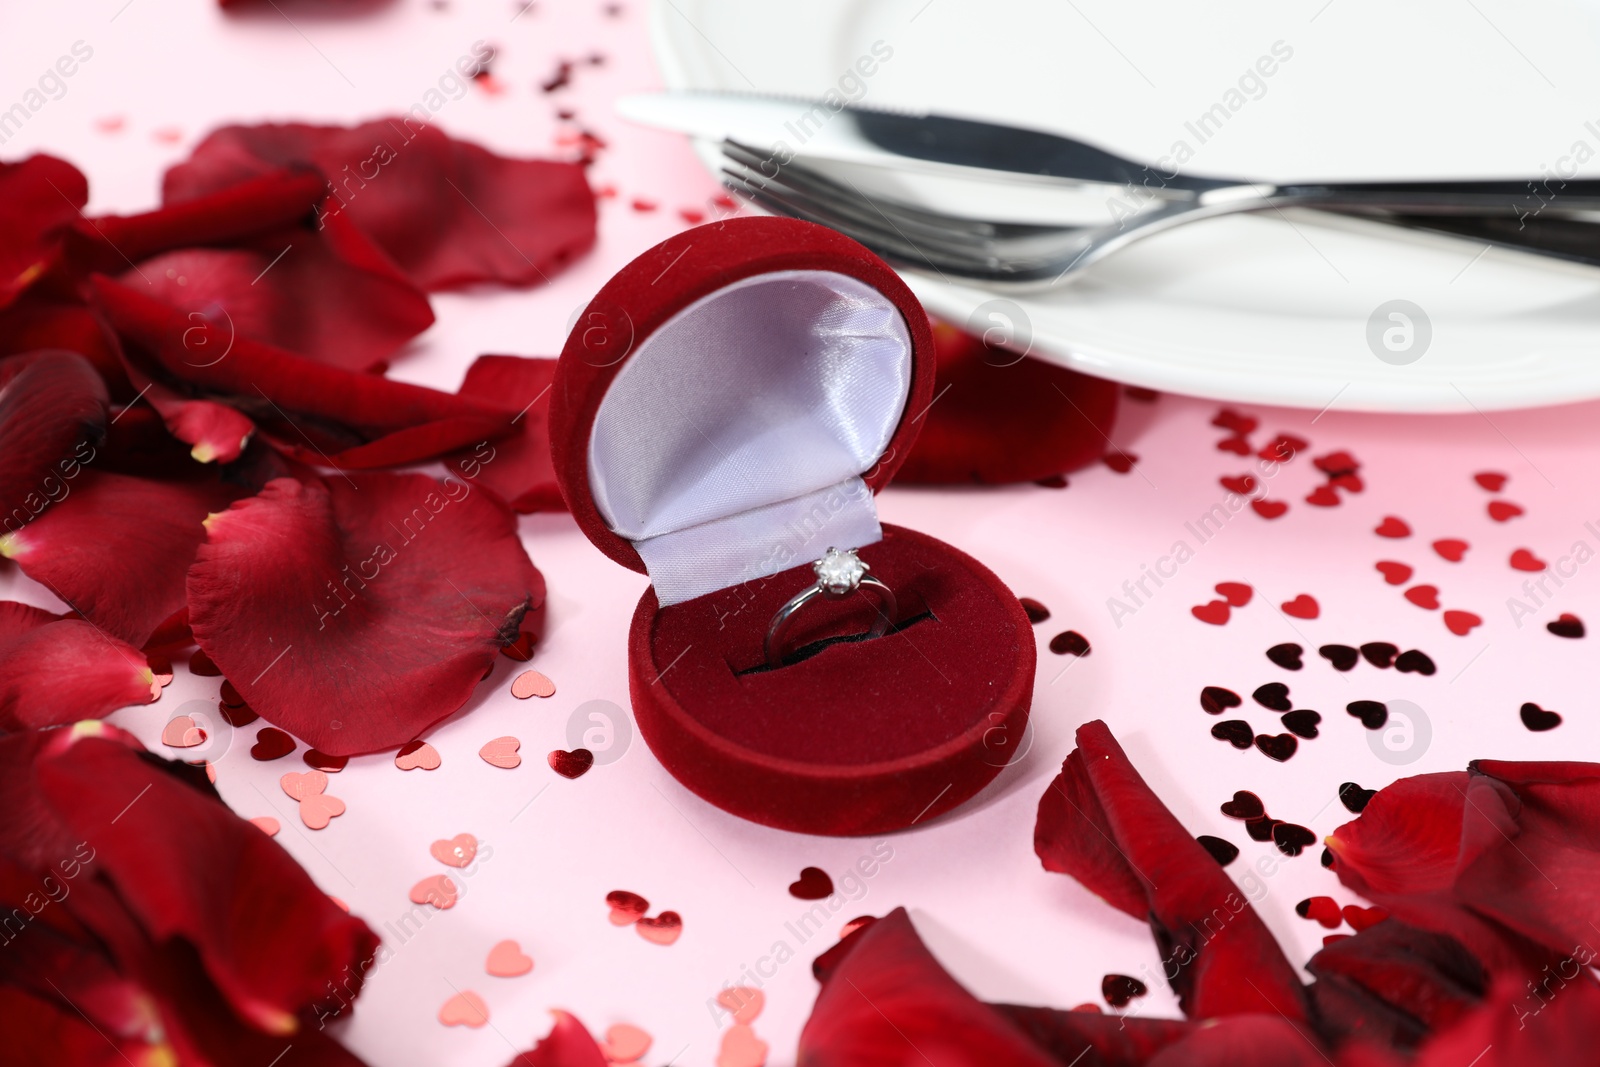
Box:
[549,217,1034,836]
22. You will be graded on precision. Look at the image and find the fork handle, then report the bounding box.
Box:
[1275,179,1600,217]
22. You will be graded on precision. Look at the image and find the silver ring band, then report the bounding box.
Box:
[764,548,897,668]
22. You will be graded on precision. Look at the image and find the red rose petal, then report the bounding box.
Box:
[1,470,237,645]
[163,120,597,291]
[0,602,157,729]
[498,1010,609,1067]
[0,155,88,310]
[1035,720,1309,1020]
[92,276,515,471]
[34,732,379,1033]
[0,351,108,525]
[186,473,543,756]
[446,355,563,512]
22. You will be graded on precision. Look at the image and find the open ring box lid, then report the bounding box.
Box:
[550,217,1034,836]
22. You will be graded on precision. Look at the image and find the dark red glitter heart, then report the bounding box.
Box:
[1346,700,1388,730]
[1253,682,1292,711]
[1217,436,1253,456]
[788,867,834,900]
[1255,733,1299,762]
[1101,974,1148,1008]
[1360,642,1399,668]
[250,727,296,761]
[1220,790,1265,820]
[1281,710,1321,739]
[1049,630,1091,656]
[1266,643,1304,670]
[1547,614,1584,639]
[1272,822,1316,856]
[219,701,259,727]
[1338,782,1376,813]
[1394,650,1436,675]
[1019,598,1051,624]
[1196,835,1239,866]
[1520,702,1562,732]
[1246,816,1283,842]
[1318,644,1359,671]
[1211,720,1254,748]
[304,749,348,772]
[1201,686,1242,715]
[548,748,595,778]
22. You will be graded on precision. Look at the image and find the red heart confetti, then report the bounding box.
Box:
[511,670,556,699]
[1374,516,1411,538]
[1212,408,1258,435]
[1251,499,1288,519]
[1215,582,1253,607]
[1403,585,1441,610]
[601,1023,651,1062]
[485,940,534,978]
[1488,500,1524,522]
[437,990,487,1027]
[788,867,833,900]
[1218,436,1253,456]
[606,890,649,926]
[395,740,441,771]
[479,736,522,769]
[1296,896,1344,928]
[1191,600,1231,625]
[1547,614,1585,638]
[1220,475,1257,495]
[1375,561,1414,585]
[1443,609,1482,636]
[1342,905,1389,932]
[1431,539,1468,562]
[430,834,478,868]
[1304,485,1340,507]
[250,727,296,761]
[303,749,348,772]
[1281,595,1319,619]
[716,988,765,1026]
[1474,471,1508,492]
[548,748,594,778]
[635,910,682,946]
[410,875,459,910]
[1509,549,1546,572]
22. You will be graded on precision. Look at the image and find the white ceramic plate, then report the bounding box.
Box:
[646,0,1600,412]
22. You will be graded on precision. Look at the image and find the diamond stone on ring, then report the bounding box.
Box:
[764,547,897,668]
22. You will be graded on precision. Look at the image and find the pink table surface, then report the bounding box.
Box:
[6,3,1600,1065]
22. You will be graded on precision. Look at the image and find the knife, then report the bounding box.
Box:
[620,90,1600,268]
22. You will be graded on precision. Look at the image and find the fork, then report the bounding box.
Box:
[719,140,1600,287]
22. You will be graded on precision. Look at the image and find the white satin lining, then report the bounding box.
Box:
[588,270,913,606]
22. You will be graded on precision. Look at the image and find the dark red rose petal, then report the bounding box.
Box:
[1,470,238,646]
[798,907,1066,1066]
[445,355,563,512]
[0,350,108,527]
[163,120,597,291]
[0,155,88,310]
[0,603,157,729]
[92,275,513,469]
[35,732,380,1035]
[894,320,1120,485]
[186,473,542,755]
[1407,975,1600,1067]
[500,1010,609,1067]
[1035,720,1310,1020]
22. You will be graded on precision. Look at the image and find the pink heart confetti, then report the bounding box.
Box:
[280,770,329,800]
[430,834,478,868]
[395,740,441,771]
[636,910,683,946]
[479,736,522,769]
[410,875,459,910]
[160,715,206,748]
[485,939,534,978]
[601,1023,652,1063]
[249,816,280,837]
[716,987,765,1026]
[511,670,556,699]
[437,991,488,1028]
[717,1023,769,1067]
[298,794,346,831]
